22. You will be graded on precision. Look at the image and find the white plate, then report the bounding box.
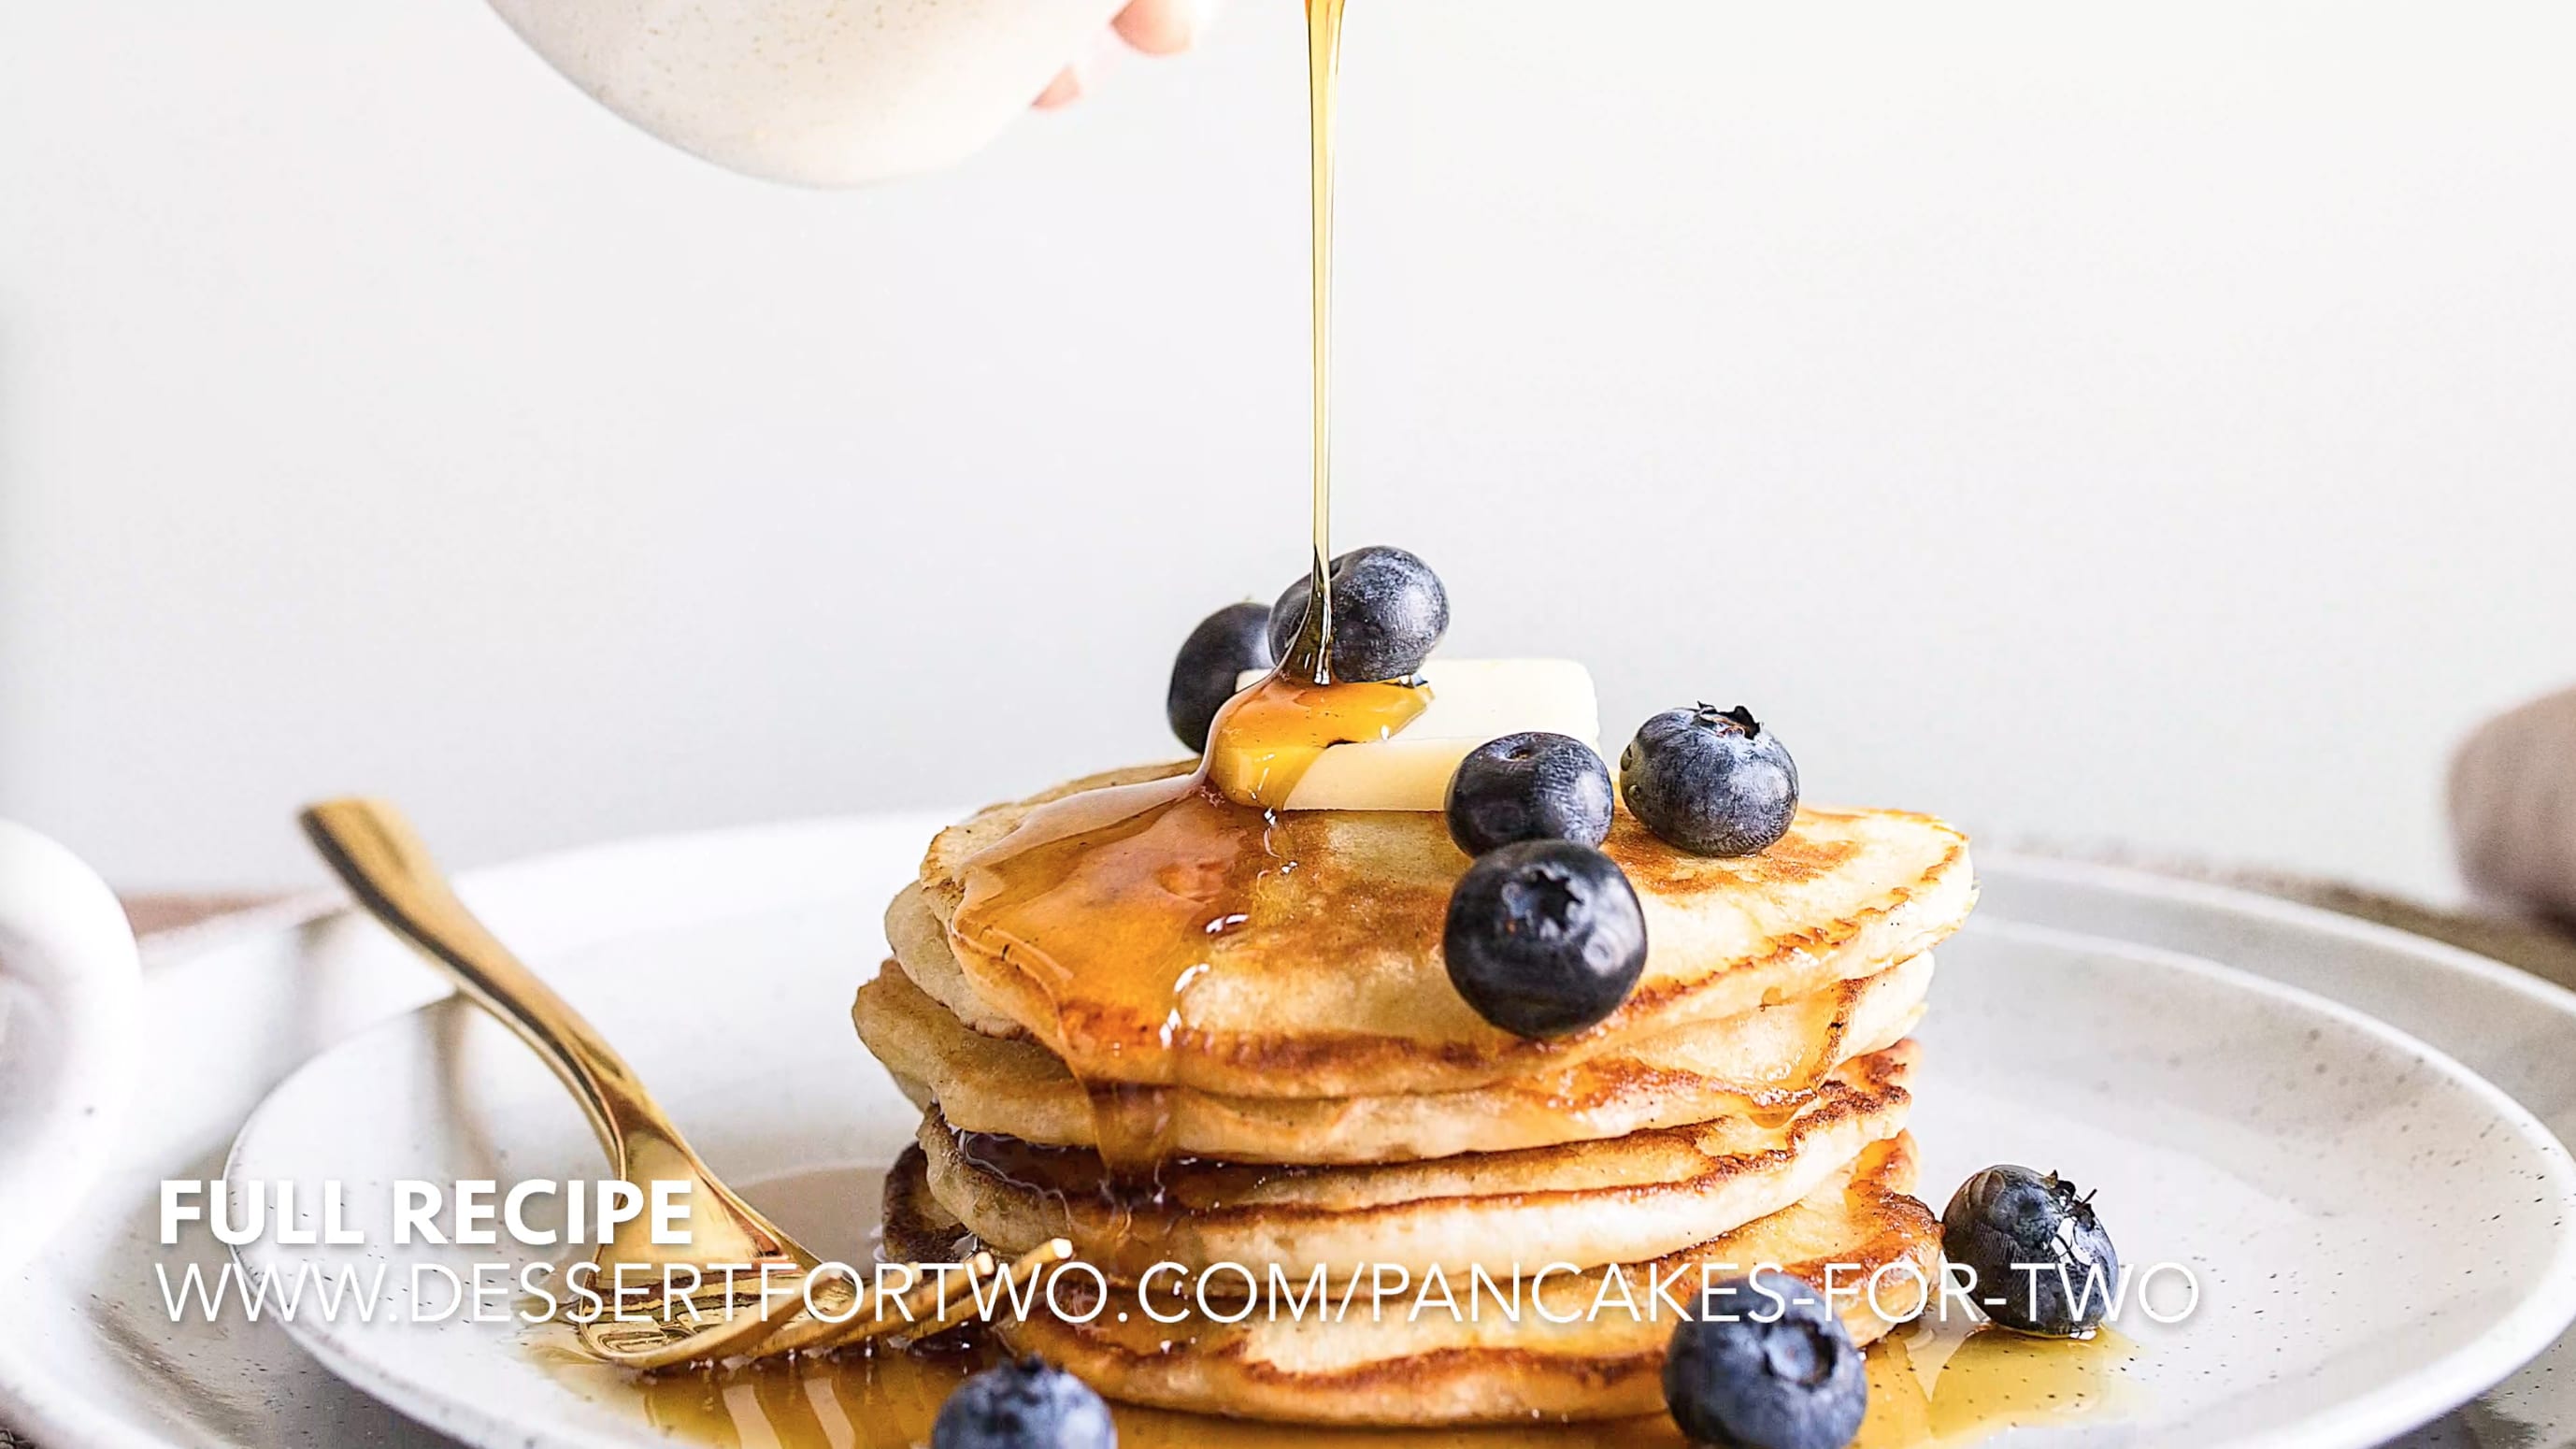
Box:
[224,897,2576,1446]
[4,828,2572,1449]
[1976,860,2576,1448]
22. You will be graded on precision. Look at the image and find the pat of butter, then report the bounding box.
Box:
[1231,658,1600,811]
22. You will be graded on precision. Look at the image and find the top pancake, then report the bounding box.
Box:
[919,762,1973,1100]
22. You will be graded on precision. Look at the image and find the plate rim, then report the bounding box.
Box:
[1982,849,2576,1027]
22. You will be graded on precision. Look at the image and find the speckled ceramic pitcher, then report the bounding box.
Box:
[487,0,1132,185]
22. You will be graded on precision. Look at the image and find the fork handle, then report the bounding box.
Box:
[298,797,675,1177]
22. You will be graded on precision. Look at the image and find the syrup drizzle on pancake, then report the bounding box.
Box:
[1205,673,1431,810]
[946,777,1391,1176]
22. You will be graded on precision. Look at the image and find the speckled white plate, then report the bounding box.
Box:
[223,892,2576,1447]
[1975,861,2576,1448]
[6,829,2575,1449]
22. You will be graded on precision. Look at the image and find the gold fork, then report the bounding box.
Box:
[298,796,1067,1368]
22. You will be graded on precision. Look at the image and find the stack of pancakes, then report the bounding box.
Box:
[856,763,1977,1427]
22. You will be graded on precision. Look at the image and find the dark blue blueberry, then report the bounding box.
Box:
[931,1355,1116,1449]
[1446,732,1615,856]
[1664,1269,1867,1449]
[1166,602,1275,752]
[1267,545,1450,682]
[1620,705,1799,856]
[1443,839,1647,1038]
[1941,1166,2122,1338]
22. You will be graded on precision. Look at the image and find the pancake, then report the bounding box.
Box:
[857,953,1932,1164]
[886,885,1024,1040]
[917,1042,1915,1281]
[883,1135,1940,1427]
[914,763,1973,1098]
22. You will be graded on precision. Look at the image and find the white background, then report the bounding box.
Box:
[4,1,2572,894]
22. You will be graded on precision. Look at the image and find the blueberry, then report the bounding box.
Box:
[1267,545,1450,681]
[1940,1166,2122,1338]
[1620,705,1799,856]
[1443,839,1647,1038]
[1664,1269,1867,1449]
[1166,602,1276,752]
[1446,732,1615,856]
[931,1355,1117,1449]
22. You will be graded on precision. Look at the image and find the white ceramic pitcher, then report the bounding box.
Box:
[487,0,1134,186]
[0,822,139,1270]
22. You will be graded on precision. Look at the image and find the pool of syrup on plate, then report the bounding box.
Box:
[529,1157,2140,1449]
[538,1300,2139,1449]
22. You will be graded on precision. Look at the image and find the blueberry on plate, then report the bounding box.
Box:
[1665,1269,1867,1449]
[1166,601,1276,752]
[1267,545,1450,682]
[1620,704,1799,856]
[931,1355,1117,1449]
[1443,839,1647,1038]
[1941,1165,2122,1338]
[1446,732,1615,856]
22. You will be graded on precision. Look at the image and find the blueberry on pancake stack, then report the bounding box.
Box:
[854,552,1976,1430]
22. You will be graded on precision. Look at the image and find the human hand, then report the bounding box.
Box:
[1036,0,1214,108]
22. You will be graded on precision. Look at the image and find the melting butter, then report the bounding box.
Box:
[1228,658,1601,811]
